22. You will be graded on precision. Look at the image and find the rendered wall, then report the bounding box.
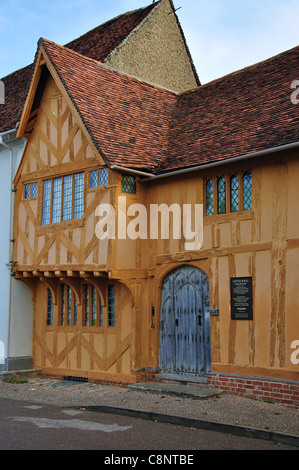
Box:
[106,0,198,92]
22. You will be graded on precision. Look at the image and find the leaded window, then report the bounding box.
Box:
[243,172,252,211]
[230,175,239,212]
[121,174,136,194]
[206,179,214,216]
[217,177,226,214]
[84,284,103,327]
[42,172,84,225]
[89,168,108,189]
[41,180,52,225]
[31,182,38,198]
[108,285,116,327]
[63,175,73,221]
[60,284,78,326]
[52,177,62,224]
[25,182,38,200]
[89,170,98,189]
[73,172,84,219]
[25,184,31,200]
[100,168,108,186]
[47,288,53,326]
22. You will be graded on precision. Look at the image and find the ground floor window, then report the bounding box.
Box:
[47,288,53,326]
[46,281,115,328]
[60,284,78,326]
[108,285,116,327]
[84,284,103,327]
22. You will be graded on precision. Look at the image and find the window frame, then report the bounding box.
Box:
[60,283,78,327]
[46,288,54,326]
[41,171,85,226]
[108,284,116,327]
[24,182,38,200]
[83,283,103,327]
[205,170,252,217]
[121,174,136,194]
[88,167,108,190]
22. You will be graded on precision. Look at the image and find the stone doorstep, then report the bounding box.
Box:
[0,369,41,382]
[128,381,223,399]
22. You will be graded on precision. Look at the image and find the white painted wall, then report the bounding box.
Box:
[0,134,33,370]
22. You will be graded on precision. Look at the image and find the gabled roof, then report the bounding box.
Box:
[162,45,299,173]
[0,1,161,134]
[19,38,177,171]
[18,37,299,176]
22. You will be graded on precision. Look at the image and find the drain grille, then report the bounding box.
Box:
[64,375,88,383]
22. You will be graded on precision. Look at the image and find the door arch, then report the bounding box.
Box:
[159,265,211,375]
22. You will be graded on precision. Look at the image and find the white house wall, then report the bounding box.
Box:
[0,136,33,371]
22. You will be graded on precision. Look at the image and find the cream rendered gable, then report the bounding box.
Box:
[105,0,199,93]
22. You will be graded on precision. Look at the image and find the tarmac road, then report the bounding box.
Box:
[0,397,296,451]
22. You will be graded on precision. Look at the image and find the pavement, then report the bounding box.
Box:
[0,370,298,448]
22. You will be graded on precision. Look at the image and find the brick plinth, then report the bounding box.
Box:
[208,373,299,408]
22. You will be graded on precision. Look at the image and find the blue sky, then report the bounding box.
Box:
[0,0,298,84]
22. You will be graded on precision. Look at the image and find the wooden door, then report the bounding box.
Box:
[159,266,211,375]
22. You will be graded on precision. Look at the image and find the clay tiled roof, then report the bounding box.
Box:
[0,64,33,133]
[162,46,299,173]
[0,2,160,133]
[23,38,299,175]
[42,39,176,171]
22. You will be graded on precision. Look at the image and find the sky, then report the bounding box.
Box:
[0,0,298,84]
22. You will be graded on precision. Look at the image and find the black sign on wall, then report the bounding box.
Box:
[230,277,253,320]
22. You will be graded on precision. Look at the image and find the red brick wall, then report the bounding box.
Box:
[208,373,299,408]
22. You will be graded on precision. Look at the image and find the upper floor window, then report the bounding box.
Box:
[217,177,226,214]
[41,172,84,225]
[89,168,108,189]
[230,175,239,212]
[121,174,136,194]
[25,182,38,200]
[243,172,252,211]
[205,171,252,216]
[206,179,214,216]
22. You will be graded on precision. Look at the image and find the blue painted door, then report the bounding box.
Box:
[159,266,211,375]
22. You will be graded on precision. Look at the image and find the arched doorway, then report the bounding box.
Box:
[159,265,211,376]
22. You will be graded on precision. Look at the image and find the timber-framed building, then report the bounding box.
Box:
[3,0,299,406]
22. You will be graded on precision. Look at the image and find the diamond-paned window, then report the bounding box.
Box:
[230,175,239,212]
[108,285,116,327]
[89,170,98,189]
[100,168,108,187]
[84,284,103,327]
[60,284,78,326]
[121,174,136,194]
[47,288,53,326]
[25,184,31,199]
[206,179,214,216]
[31,183,38,198]
[243,172,252,211]
[25,182,38,199]
[217,177,226,214]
